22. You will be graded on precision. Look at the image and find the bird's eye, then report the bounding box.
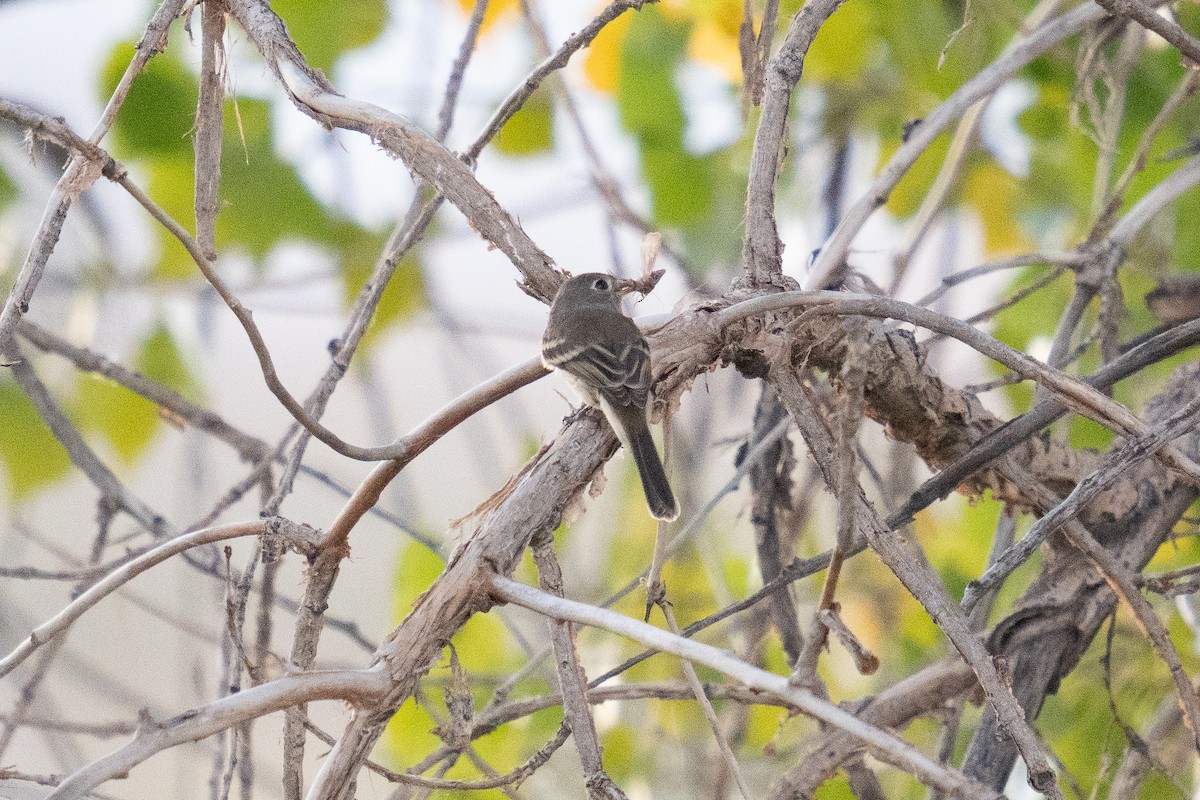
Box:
[592,278,610,291]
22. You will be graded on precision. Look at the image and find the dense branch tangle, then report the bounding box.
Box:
[5,0,1200,799]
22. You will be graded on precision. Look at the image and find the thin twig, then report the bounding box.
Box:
[194,0,226,259]
[44,667,391,800]
[661,602,753,800]
[0,0,186,358]
[1094,0,1200,65]
[720,291,1200,484]
[0,520,275,679]
[808,1,1106,289]
[770,367,1062,798]
[962,390,1200,611]
[530,533,627,799]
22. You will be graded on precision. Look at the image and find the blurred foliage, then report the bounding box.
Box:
[495,90,555,155]
[0,375,73,498]
[272,0,387,75]
[70,321,197,462]
[0,166,16,210]
[0,0,1197,795]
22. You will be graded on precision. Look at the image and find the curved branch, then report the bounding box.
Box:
[0,520,274,680]
[718,291,1200,484]
[1094,0,1200,65]
[490,577,1000,799]
[45,667,390,800]
[225,0,564,302]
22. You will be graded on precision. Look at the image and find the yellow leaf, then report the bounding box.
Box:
[452,0,519,34]
[964,162,1030,255]
[687,15,743,81]
[583,6,634,93]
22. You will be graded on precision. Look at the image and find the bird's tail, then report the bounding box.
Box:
[629,425,679,522]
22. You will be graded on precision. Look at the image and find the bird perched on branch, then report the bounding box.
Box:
[541,273,679,521]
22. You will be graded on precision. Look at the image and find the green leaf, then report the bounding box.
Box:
[494,91,554,156]
[0,375,72,498]
[870,0,959,96]
[340,236,425,354]
[71,372,160,463]
[150,97,373,279]
[599,723,643,783]
[272,0,388,74]
[380,696,441,769]
[101,40,197,159]
[1175,181,1200,272]
[963,161,1030,254]
[804,0,875,82]
[135,322,196,398]
[393,536,448,619]
[1180,0,1200,39]
[66,322,197,464]
[0,166,16,209]
[617,7,714,226]
[879,131,951,218]
[1068,416,1113,452]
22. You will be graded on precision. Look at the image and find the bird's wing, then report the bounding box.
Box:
[543,323,651,410]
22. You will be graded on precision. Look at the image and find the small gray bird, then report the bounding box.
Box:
[541,273,679,521]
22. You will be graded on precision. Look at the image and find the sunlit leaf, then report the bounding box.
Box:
[963,162,1030,254]
[135,322,196,397]
[494,91,554,156]
[452,0,519,35]
[273,0,388,74]
[871,0,961,95]
[1180,0,1200,39]
[583,7,634,93]
[743,703,788,751]
[0,166,16,209]
[339,234,424,354]
[618,7,714,226]
[0,376,72,498]
[101,40,197,159]
[915,493,1001,602]
[150,98,373,279]
[684,1,743,81]
[72,372,160,462]
[380,696,442,769]
[393,536,448,619]
[1175,182,1200,272]
[599,723,643,783]
[878,131,951,218]
[805,0,875,82]
[1068,416,1113,451]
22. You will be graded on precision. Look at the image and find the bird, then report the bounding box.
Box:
[541,273,679,521]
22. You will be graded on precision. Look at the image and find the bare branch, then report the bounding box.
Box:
[225,0,565,301]
[195,0,226,259]
[0,0,186,360]
[807,1,1106,289]
[0,520,276,680]
[1094,0,1200,65]
[741,0,849,287]
[491,576,1001,800]
[770,367,1063,798]
[530,533,628,799]
[45,667,390,800]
